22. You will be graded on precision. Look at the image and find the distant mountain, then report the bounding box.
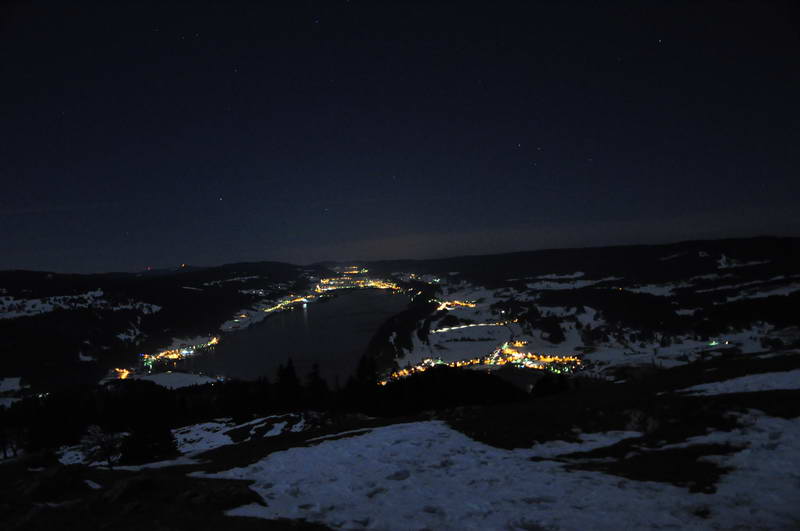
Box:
[364,236,799,284]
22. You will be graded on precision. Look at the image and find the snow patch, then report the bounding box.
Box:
[535,271,585,279]
[676,369,800,395]
[0,397,21,408]
[624,282,692,296]
[84,479,102,490]
[726,283,800,302]
[0,290,160,319]
[0,377,23,393]
[197,419,799,530]
[527,277,619,290]
[717,255,770,270]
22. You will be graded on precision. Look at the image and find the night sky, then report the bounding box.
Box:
[2,1,798,273]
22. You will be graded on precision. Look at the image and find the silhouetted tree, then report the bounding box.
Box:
[354,354,378,386]
[119,423,178,464]
[306,363,330,407]
[81,425,124,470]
[538,316,566,344]
[276,357,303,408]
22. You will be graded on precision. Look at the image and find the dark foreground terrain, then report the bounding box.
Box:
[2,348,798,530]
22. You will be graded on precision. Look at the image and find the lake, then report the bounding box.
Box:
[188,289,409,385]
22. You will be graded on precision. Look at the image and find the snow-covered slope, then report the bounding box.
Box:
[0,289,161,319]
[197,417,799,530]
[389,264,799,383]
[676,368,800,395]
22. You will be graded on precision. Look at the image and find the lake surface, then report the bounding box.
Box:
[189,289,409,384]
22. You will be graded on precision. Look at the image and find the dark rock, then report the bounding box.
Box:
[21,465,88,502]
[103,475,155,504]
[385,470,410,481]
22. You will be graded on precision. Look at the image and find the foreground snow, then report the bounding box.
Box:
[58,413,309,466]
[173,420,239,455]
[0,397,21,408]
[196,418,799,530]
[677,369,800,395]
[173,413,306,455]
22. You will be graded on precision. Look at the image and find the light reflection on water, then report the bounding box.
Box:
[187,290,408,384]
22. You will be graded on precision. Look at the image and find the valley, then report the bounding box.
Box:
[2,236,799,530]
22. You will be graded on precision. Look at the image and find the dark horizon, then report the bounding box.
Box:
[3,1,799,273]
[2,232,795,276]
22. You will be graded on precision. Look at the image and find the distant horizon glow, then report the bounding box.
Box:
[2,2,798,273]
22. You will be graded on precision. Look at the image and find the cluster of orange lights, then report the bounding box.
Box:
[341,266,368,275]
[315,276,401,293]
[315,277,347,292]
[357,279,401,291]
[379,341,581,385]
[116,337,222,380]
[262,296,310,312]
[491,343,581,367]
[145,348,184,361]
[436,300,477,311]
[141,336,220,364]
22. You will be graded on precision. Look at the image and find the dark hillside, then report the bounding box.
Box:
[0,262,328,388]
[365,236,799,286]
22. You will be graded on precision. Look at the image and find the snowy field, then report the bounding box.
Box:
[410,325,511,365]
[0,377,27,409]
[0,397,20,408]
[407,286,772,376]
[526,276,621,290]
[58,413,310,466]
[0,289,160,319]
[726,282,800,302]
[677,369,800,395]
[198,417,800,530]
[403,273,782,377]
[0,377,23,393]
[173,413,307,455]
